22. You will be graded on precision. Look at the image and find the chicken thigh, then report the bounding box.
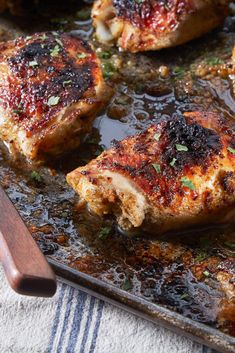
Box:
[92,0,229,52]
[67,112,235,234]
[0,32,107,160]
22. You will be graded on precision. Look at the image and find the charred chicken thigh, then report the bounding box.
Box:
[92,0,229,52]
[0,32,107,160]
[67,112,235,234]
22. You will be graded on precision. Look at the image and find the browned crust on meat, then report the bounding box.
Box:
[93,112,233,206]
[0,32,109,160]
[0,32,101,136]
[67,111,235,232]
[92,0,230,52]
[113,0,195,30]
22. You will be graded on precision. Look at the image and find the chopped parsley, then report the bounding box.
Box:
[203,270,210,277]
[13,102,23,115]
[40,34,47,41]
[121,276,132,291]
[224,241,235,250]
[172,66,185,76]
[29,60,38,67]
[227,146,235,155]
[206,57,224,66]
[97,51,111,59]
[180,293,189,300]
[76,8,91,20]
[47,96,60,106]
[176,144,188,152]
[194,251,207,262]
[154,133,161,141]
[30,171,43,183]
[170,158,177,167]
[55,38,63,47]
[163,3,170,10]
[115,95,131,105]
[50,45,60,57]
[50,18,68,25]
[98,226,112,240]
[102,62,116,79]
[77,52,89,59]
[134,83,144,94]
[152,163,161,173]
[180,177,195,190]
[63,80,72,87]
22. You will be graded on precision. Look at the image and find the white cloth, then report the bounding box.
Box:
[0,265,217,353]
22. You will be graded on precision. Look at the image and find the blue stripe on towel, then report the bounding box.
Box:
[78,297,96,353]
[56,286,75,353]
[66,290,88,353]
[47,283,66,353]
[89,300,104,353]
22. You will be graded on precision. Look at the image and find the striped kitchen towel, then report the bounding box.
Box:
[0,265,218,353]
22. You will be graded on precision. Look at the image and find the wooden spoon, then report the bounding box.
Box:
[0,186,57,297]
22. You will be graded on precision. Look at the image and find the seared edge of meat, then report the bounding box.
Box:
[0,32,109,160]
[67,111,235,233]
[92,0,229,52]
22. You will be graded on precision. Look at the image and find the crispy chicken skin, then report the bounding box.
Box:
[92,0,229,52]
[0,32,107,160]
[67,112,235,234]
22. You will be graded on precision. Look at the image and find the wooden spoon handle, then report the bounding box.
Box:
[0,186,57,297]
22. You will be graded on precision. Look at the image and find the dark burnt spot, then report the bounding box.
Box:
[80,170,90,175]
[219,171,235,193]
[133,141,147,153]
[51,65,93,99]
[133,130,150,154]
[107,162,137,177]
[2,32,98,133]
[8,36,63,77]
[32,83,47,99]
[9,42,50,63]
[111,139,124,151]
[163,115,221,171]
[113,0,194,29]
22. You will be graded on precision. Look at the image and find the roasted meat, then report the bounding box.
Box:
[0,32,107,160]
[67,112,235,234]
[92,0,229,52]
